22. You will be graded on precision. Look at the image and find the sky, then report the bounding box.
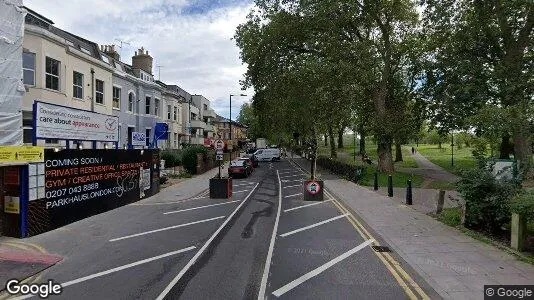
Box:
[24,0,254,120]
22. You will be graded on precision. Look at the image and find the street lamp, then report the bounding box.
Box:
[229,93,247,159]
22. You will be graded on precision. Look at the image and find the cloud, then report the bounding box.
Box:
[24,0,254,119]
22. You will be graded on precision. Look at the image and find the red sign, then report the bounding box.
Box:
[305,181,321,195]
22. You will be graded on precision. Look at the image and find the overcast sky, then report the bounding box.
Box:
[24,0,254,120]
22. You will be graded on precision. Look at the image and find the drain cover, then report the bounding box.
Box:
[371,246,391,252]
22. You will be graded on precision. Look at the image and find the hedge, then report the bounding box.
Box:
[182,146,207,174]
[316,156,366,183]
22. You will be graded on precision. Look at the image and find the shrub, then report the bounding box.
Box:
[159,175,168,185]
[316,156,366,182]
[182,146,207,174]
[456,167,520,234]
[511,190,534,223]
[161,149,182,168]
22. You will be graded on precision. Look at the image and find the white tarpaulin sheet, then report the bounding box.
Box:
[0,0,25,146]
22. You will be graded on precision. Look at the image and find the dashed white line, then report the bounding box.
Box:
[280,174,303,179]
[258,170,283,300]
[233,189,250,194]
[283,184,302,189]
[156,183,260,300]
[272,239,374,297]
[279,214,349,237]
[284,193,302,198]
[109,216,226,242]
[283,199,333,212]
[163,201,240,215]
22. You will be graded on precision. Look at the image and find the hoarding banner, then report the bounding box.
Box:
[26,149,160,236]
[0,146,44,163]
[35,102,119,142]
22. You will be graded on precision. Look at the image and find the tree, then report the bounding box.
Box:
[236,103,260,140]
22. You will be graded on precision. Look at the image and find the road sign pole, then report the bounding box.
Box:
[218,160,221,179]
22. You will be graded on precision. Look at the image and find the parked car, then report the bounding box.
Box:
[241,154,259,168]
[254,148,281,161]
[238,157,255,174]
[228,160,251,178]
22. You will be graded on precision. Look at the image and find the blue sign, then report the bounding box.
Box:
[154,123,169,140]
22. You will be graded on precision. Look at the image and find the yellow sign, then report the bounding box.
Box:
[4,196,20,214]
[0,146,44,163]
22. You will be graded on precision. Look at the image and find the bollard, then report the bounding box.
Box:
[406,180,412,205]
[436,190,445,214]
[387,175,393,197]
[373,172,378,191]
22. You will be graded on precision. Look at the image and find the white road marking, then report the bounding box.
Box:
[258,170,283,300]
[156,183,260,300]
[234,182,256,187]
[278,170,301,175]
[283,184,302,189]
[233,189,250,193]
[163,201,240,215]
[281,174,302,179]
[279,214,349,237]
[235,181,256,185]
[190,196,208,200]
[272,239,374,297]
[284,193,302,198]
[283,199,333,212]
[281,179,302,183]
[109,216,226,242]
[11,246,197,300]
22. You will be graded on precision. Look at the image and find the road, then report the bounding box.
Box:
[5,158,435,300]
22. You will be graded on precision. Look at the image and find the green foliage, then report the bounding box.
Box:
[161,149,182,167]
[179,171,193,179]
[317,156,366,183]
[471,138,489,165]
[437,207,462,227]
[511,190,534,223]
[456,167,520,234]
[417,144,477,175]
[182,146,207,175]
[159,176,168,185]
[423,130,445,145]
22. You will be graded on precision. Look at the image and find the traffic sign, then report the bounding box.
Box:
[306,181,321,195]
[215,139,224,150]
[216,154,224,161]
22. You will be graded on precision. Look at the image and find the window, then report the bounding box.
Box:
[145,129,151,146]
[203,104,208,110]
[174,133,178,148]
[128,92,134,112]
[73,71,83,99]
[113,87,121,109]
[155,98,160,117]
[127,127,133,146]
[45,57,60,90]
[23,118,33,144]
[145,97,151,114]
[80,47,91,55]
[167,105,171,119]
[173,107,178,121]
[95,79,104,104]
[22,52,35,85]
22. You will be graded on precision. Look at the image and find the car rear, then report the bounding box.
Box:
[228,160,248,178]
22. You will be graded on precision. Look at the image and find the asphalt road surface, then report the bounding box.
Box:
[6,159,436,300]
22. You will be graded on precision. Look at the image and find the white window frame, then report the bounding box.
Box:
[22,51,35,86]
[145,96,151,115]
[73,71,84,99]
[173,106,178,121]
[167,105,172,120]
[128,91,135,113]
[154,98,160,117]
[45,56,60,91]
[112,86,121,110]
[95,79,104,104]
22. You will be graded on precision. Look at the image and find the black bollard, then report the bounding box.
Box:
[387,175,393,197]
[406,180,413,205]
[373,172,378,191]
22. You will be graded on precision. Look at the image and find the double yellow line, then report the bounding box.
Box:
[288,158,429,300]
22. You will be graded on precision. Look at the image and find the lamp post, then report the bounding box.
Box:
[229,93,247,159]
[188,95,192,144]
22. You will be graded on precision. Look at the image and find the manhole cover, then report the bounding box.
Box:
[371,246,391,252]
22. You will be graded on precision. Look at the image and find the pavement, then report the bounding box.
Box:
[397,150,459,183]
[371,187,460,215]
[292,156,534,300]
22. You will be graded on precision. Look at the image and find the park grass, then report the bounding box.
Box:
[437,207,462,227]
[416,144,477,175]
[426,180,457,190]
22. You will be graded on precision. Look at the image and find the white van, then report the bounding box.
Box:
[254,148,281,161]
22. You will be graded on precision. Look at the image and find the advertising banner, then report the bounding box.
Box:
[131,132,146,146]
[35,102,119,142]
[26,149,160,236]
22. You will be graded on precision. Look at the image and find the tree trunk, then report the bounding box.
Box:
[328,125,337,158]
[324,134,328,146]
[310,130,318,180]
[511,115,532,175]
[337,127,344,149]
[378,135,395,173]
[499,133,513,159]
[359,123,366,155]
[395,142,403,162]
[438,140,442,149]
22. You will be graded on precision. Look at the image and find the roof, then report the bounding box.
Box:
[214,115,248,128]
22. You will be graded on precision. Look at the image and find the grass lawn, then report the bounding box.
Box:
[416,144,477,175]
[426,180,457,190]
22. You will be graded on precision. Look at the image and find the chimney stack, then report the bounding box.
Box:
[100,44,120,61]
[132,47,153,75]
